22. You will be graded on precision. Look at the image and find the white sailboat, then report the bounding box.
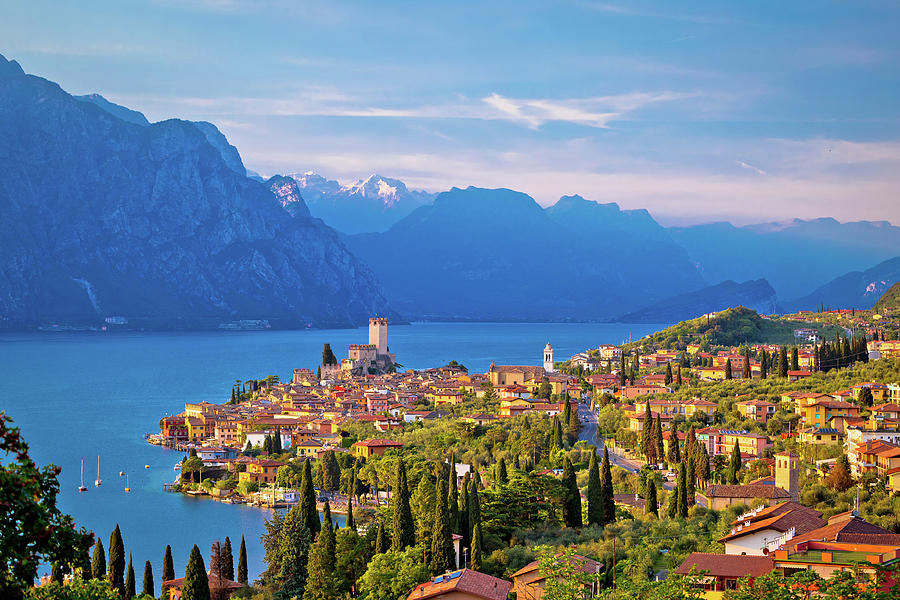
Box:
[124,473,130,493]
[78,460,87,492]
[94,455,102,487]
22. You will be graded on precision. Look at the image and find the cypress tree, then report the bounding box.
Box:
[742,347,751,379]
[182,545,210,600]
[468,478,482,564]
[640,403,654,461]
[667,426,681,465]
[458,473,470,549]
[677,461,688,518]
[126,554,135,600]
[586,451,602,525]
[779,346,789,377]
[664,363,673,386]
[724,358,733,380]
[299,459,320,536]
[91,539,107,580]
[495,458,508,486]
[696,443,711,488]
[561,457,582,528]
[447,453,459,534]
[237,536,247,585]
[618,355,626,387]
[471,520,483,570]
[646,478,658,517]
[791,347,800,372]
[303,502,337,600]
[163,545,175,586]
[562,397,572,429]
[108,524,125,597]
[760,350,768,379]
[667,474,679,519]
[728,441,741,484]
[222,536,234,582]
[652,415,664,467]
[391,458,415,551]
[601,447,615,525]
[50,563,64,585]
[346,492,355,530]
[430,477,454,575]
[676,365,682,386]
[375,522,388,554]
[513,454,521,470]
[142,561,154,597]
[550,415,563,451]
[686,458,696,508]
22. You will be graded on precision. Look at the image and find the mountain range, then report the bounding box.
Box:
[1,53,896,329]
[0,54,392,330]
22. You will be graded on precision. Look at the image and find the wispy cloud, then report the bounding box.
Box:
[574,1,739,24]
[736,160,766,175]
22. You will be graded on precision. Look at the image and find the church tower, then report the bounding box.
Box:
[543,342,554,373]
[775,451,799,502]
[369,317,387,356]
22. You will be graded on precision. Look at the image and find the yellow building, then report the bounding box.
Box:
[802,399,859,428]
[352,438,403,459]
[798,427,841,445]
[487,364,544,387]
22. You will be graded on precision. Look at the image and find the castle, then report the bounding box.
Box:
[308,317,397,379]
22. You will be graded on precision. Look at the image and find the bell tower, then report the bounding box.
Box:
[775,451,799,502]
[543,342,554,373]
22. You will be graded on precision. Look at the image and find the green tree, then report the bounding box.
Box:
[392,458,415,552]
[221,537,234,582]
[182,545,210,600]
[430,477,454,575]
[272,503,313,599]
[334,528,370,598]
[646,478,658,517]
[694,443,710,488]
[778,346,789,377]
[50,563,63,585]
[534,545,600,600]
[125,554,135,600]
[0,416,94,600]
[321,451,341,495]
[667,426,681,465]
[600,447,615,525]
[91,540,106,581]
[791,347,800,371]
[652,415,664,467]
[640,403,654,461]
[322,343,337,366]
[162,545,174,586]
[858,387,874,407]
[108,525,125,598]
[550,416,563,451]
[561,457,582,528]
[495,458,508,486]
[760,350,768,379]
[468,478,482,569]
[447,454,459,535]
[471,521,483,570]
[298,459,320,536]
[728,441,741,485]
[375,522,388,554]
[303,501,337,600]
[676,364,683,386]
[24,575,120,600]
[724,358,733,380]
[677,461,688,518]
[356,546,430,600]
[686,456,696,508]
[586,451,602,525]
[142,561,153,597]
[664,363,673,386]
[237,537,247,585]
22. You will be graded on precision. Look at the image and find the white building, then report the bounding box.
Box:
[543,342,555,373]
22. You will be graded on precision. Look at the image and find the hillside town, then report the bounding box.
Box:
[144,308,900,599]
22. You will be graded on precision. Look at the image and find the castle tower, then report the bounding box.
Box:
[775,451,799,503]
[369,317,387,356]
[544,342,554,373]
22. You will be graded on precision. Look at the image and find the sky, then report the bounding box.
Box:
[2,0,899,225]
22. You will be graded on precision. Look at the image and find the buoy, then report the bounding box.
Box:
[144,465,150,469]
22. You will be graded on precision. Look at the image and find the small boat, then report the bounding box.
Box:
[119,471,125,476]
[78,460,87,492]
[124,474,130,493]
[94,456,102,487]
[144,465,150,469]
[173,463,182,472]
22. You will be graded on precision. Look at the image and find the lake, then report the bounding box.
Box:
[0,321,662,582]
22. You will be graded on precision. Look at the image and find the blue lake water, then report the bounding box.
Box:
[0,321,661,582]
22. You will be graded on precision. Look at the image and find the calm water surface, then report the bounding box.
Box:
[0,322,661,581]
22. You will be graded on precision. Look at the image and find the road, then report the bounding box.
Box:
[577,401,643,474]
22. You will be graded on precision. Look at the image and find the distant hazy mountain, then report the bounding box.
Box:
[784,256,900,312]
[74,93,150,126]
[345,187,704,321]
[266,175,311,219]
[617,279,778,323]
[287,172,435,234]
[0,54,392,330]
[669,218,900,299]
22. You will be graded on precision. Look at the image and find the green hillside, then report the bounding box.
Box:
[874,282,900,313]
[623,306,839,351]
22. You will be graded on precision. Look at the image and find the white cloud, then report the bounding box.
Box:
[736,160,767,175]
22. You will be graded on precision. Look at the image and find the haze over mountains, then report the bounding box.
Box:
[1,54,897,330]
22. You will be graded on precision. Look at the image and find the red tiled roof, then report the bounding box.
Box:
[511,555,602,579]
[354,438,403,447]
[407,569,511,600]
[675,553,773,578]
[701,484,790,499]
[784,513,900,549]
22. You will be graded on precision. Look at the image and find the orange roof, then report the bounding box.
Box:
[407,569,510,600]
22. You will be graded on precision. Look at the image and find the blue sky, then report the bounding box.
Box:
[3,0,899,225]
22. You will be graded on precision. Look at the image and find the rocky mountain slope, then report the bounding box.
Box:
[784,256,900,312]
[0,54,392,330]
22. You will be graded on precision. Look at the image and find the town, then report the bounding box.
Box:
[140,305,900,600]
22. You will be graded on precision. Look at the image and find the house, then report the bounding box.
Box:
[871,402,900,421]
[613,493,648,515]
[852,382,889,402]
[735,399,776,423]
[696,452,798,509]
[237,458,284,485]
[718,502,826,556]
[801,399,859,428]
[462,413,498,426]
[620,384,671,399]
[511,554,603,599]
[797,427,840,445]
[294,438,324,458]
[352,438,403,459]
[163,574,243,599]
[699,429,771,459]
[406,569,511,600]
[786,370,812,382]
[674,553,773,596]
[487,364,544,387]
